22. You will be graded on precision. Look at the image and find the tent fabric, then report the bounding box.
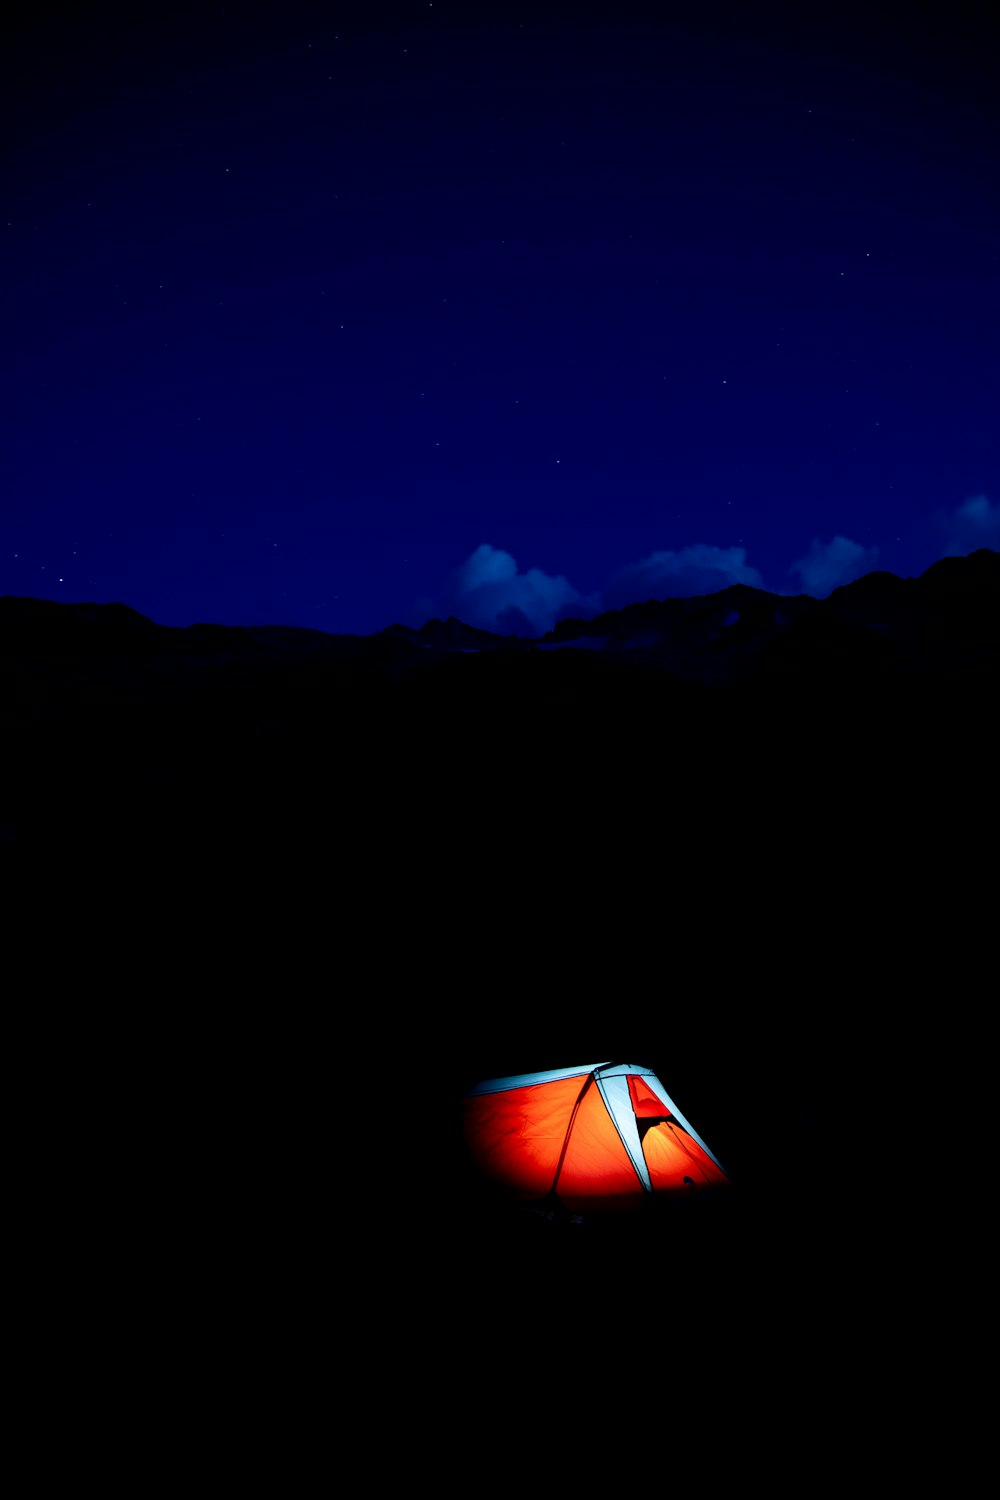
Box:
[462,1072,587,1198]
[642,1121,729,1193]
[462,1060,728,1213]
[628,1073,671,1118]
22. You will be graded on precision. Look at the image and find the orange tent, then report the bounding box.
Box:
[462,1060,728,1214]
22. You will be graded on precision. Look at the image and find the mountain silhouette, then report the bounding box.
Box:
[4,549,995,906]
[3,546,996,698]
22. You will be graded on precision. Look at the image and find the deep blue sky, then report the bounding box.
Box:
[3,1,997,636]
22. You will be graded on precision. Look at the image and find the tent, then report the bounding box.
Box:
[462,1060,728,1215]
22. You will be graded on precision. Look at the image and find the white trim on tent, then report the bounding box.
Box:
[464,1063,610,1096]
[595,1068,652,1192]
[598,1063,728,1175]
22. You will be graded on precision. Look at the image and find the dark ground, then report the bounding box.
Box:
[5,559,995,1455]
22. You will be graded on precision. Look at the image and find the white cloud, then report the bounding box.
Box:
[788,536,879,596]
[936,493,1000,555]
[602,544,763,611]
[448,543,596,635]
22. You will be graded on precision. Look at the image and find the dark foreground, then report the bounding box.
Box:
[5,556,995,1451]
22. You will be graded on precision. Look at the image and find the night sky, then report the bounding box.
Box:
[3,1,997,637]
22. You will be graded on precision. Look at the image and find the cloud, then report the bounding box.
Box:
[788,536,879,596]
[602,544,763,611]
[935,493,1000,556]
[447,543,597,635]
[435,540,766,633]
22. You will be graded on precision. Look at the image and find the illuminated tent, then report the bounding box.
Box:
[462,1060,728,1215]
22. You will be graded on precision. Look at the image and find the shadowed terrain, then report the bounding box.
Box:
[5,552,995,1388]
